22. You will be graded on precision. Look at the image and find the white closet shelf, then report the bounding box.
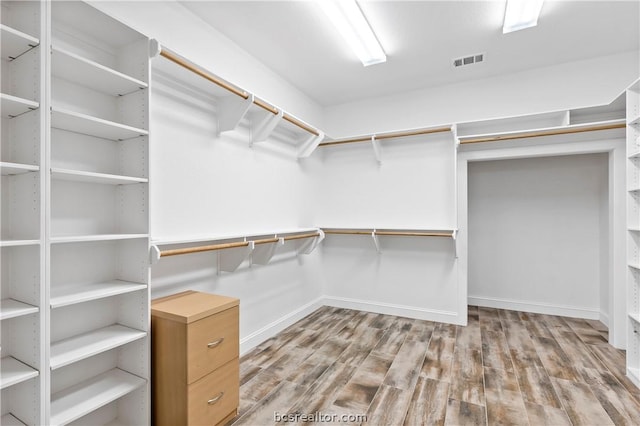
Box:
[51,168,148,185]
[628,114,640,126]
[50,324,146,370]
[0,239,40,247]
[0,24,39,60]
[1,413,25,426]
[630,313,640,326]
[50,234,148,244]
[1,93,39,118]
[52,46,148,96]
[629,263,640,270]
[629,149,640,159]
[629,187,640,193]
[629,227,640,232]
[322,227,457,238]
[0,298,39,320]
[0,356,39,390]
[51,280,147,309]
[152,227,320,246]
[50,368,145,426]
[51,107,148,141]
[0,162,39,175]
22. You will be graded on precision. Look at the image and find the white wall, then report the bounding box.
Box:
[324,50,639,137]
[467,153,609,319]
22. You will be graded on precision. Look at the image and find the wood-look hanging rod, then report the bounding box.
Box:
[158,232,321,258]
[459,122,625,144]
[159,47,319,137]
[319,126,452,147]
[322,229,454,238]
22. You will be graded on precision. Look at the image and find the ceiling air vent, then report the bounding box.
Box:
[453,53,484,68]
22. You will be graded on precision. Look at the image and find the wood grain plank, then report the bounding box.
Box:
[484,367,529,426]
[524,402,571,426]
[383,339,428,390]
[580,368,640,425]
[333,353,394,411]
[372,324,408,356]
[511,357,562,408]
[532,336,580,381]
[420,335,456,382]
[234,380,306,426]
[551,377,614,425]
[404,377,449,426]
[444,399,487,426]
[481,329,514,372]
[363,384,412,425]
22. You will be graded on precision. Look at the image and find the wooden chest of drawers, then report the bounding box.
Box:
[151,291,240,426]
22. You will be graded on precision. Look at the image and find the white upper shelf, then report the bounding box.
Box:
[52,46,147,96]
[1,414,25,426]
[1,162,39,175]
[50,324,147,370]
[51,168,148,185]
[1,24,39,60]
[51,280,147,309]
[0,239,40,247]
[50,368,145,426]
[0,298,39,321]
[50,234,148,244]
[1,93,39,118]
[0,356,39,390]
[629,114,640,126]
[51,107,148,141]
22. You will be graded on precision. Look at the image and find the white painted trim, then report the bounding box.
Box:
[323,296,462,325]
[627,367,640,388]
[239,296,324,355]
[468,296,600,320]
[599,311,610,327]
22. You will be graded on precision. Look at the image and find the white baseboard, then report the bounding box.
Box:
[323,296,462,325]
[468,295,600,320]
[240,296,324,355]
[627,367,640,388]
[599,311,609,327]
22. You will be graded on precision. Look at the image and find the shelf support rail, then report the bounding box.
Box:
[153,42,323,153]
[319,126,453,148]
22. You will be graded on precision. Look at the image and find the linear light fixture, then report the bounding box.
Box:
[318,0,386,66]
[503,0,545,33]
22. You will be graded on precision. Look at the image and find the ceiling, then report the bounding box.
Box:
[180,1,640,107]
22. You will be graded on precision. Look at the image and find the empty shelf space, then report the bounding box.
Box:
[0,239,40,247]
[0,356,38,390]
[51,107,148,141]
[1,413,26,426]
[51,168,147,185]
[51,281,147,309]
[50,368,145,426]
[0,299,39,320]
[630,313,640,326]
[0,162,39,175]
[0,24,39,60]
[50,234,148,244]
[1,93,39,118]
[52,46,147,96]
[50,324,146,370]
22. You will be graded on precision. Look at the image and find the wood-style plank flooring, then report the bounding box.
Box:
[230,306,640,425]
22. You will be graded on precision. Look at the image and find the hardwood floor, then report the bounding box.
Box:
[229,306,640,425]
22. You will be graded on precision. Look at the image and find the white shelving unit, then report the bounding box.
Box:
[47,2,151,424]
[1,1,45,424]
[627,78,640,387]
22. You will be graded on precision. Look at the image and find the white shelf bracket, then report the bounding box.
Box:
[298,131,325,158]
[251,109,283,146]
[371,230,381,253]
[451,124,460,146]
[251,236,283,265]
[149,245,161,265]
[217,93,254,135]
[371,135,382,163]
[296,229,325,255]
[218,241,254,273]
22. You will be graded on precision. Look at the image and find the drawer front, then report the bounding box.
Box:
[188,359,239,426]
[187,306,239,383]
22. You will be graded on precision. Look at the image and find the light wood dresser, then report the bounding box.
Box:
[151,290,240,425]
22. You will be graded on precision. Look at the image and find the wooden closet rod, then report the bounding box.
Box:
[158,232,320,257]
[159,48,319,137]
[319,126,452,147]
[459,122,625,144]
[323,229,453,237]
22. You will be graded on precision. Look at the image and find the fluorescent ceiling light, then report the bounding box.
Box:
[503,0,545,33]
[318,0,386,66]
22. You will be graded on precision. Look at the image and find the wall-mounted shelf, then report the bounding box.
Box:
[51,46,147,96]
[630,313,640,326]
[50,368,146,426]
[322,227,457,254]
[50,325,147,370]
[1,162,39,175]
[0,356,39,390]
[1,413,25,426]
[0,24,39,60]
[51,107,148,141]
[50,234,148,244]
[50,281,147,309]
[0,299,39,320]
[629,263,640,270]
[50,168,148,185]
[628,114,640,126]
[0,239,40,247]
[458,119,626,145]
[1,93,39,118]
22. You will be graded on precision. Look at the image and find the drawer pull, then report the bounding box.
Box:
[207,337,224,348]
[207,392,224,405]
